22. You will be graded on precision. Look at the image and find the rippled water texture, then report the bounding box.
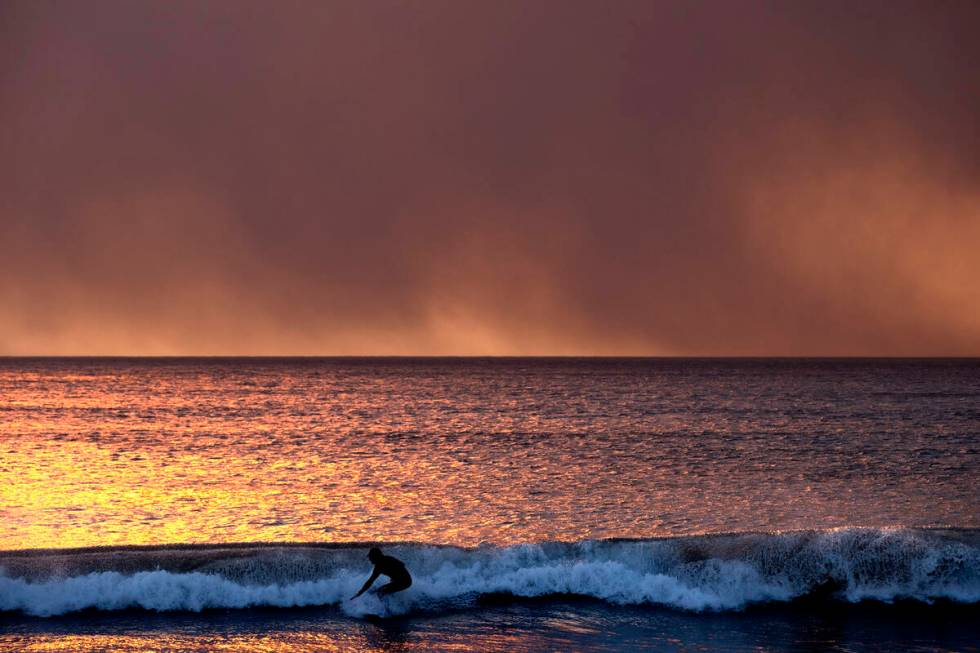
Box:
[1,358,978,550]
[3,601,977,653]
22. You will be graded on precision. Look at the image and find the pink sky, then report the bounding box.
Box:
[2,0,978,355]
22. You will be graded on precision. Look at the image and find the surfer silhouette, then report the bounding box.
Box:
[350,547,412,600]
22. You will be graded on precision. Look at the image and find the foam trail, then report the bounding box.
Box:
[1,528,978,617]
[0,571,357,617]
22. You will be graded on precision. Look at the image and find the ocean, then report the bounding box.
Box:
[1,358,978,651]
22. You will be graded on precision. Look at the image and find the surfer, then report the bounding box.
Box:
[350,547,412,600]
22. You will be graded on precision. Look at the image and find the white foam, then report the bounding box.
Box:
[2,528,977,617]
[0,570,354,617]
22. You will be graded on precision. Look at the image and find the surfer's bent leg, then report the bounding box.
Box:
[376,577,412,597]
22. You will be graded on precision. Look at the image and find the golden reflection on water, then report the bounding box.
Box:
[0,633,390,652]
[1,362,678,550]
[2,359,976,551]
[0,626,548,653]
[0,617,548,652]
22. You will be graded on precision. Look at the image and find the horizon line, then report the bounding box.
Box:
[2,355,979,360]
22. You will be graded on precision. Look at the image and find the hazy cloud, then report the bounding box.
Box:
[2,0,978,354]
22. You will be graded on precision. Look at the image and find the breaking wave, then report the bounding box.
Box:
[1,528,978,617]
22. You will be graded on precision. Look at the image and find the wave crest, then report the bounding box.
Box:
[2,528,978,617]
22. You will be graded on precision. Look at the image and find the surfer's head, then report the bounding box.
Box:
[367,547,383,563]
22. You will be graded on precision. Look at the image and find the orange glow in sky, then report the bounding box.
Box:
[1,1,978,356]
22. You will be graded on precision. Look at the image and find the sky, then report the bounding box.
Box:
[2,0,978,356]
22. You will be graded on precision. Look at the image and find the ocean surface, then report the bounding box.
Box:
[1,358,978,651]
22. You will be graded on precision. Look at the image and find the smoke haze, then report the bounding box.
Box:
[2,0,978,354]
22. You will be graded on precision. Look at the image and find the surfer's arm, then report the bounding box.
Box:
[351,568,381,599]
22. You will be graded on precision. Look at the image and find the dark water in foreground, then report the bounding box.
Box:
[1,358,978,651]
[3,599,978,652]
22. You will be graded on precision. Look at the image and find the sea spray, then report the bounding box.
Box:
[2,528,977,618]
